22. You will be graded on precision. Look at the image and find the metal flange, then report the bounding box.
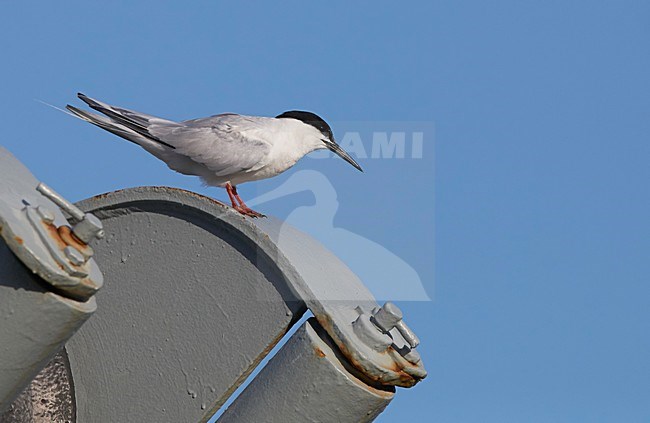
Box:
[0,147,104,301]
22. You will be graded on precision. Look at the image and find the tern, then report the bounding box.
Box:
[66,93,362,217]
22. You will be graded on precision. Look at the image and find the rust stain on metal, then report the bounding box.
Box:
[314,347,326,358]
[42,222,68,250]
[57,225,92,254]
[90,188,127,202]
[315,314,419,388]
[14,236,23,245]
[314,315,399,396]
[91,192,111,201]
[40,223,92,266]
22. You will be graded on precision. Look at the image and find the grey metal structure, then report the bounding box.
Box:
[218,318,395,422]
[0,147,103,418]
[0,146,426,422]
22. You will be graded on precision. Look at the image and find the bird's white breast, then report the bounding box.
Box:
[227,118,324,185]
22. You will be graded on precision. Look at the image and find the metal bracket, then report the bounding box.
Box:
[254,219,427,388]
[0,147,104,300]
[73,186,426,391]
[311,302,426,388]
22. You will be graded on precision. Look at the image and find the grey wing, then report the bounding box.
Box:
[68,94,271,184]
[147,115,272,178]
[72,93,180,149]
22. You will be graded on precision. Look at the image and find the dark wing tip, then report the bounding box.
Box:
[77,93,95,108]
[66,104,82,115]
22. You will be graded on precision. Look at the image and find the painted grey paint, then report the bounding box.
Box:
[64,187,419,422]
[0,147,103,300]
[218,318,394,423]
[0,240,95,415]
[67,188,306,422]
[252,218,427,387]
[0,147,99,419]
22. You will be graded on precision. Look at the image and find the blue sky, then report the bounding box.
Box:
[2,1,649,421]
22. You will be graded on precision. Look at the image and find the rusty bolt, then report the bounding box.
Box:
[73,213,104,244]
[372,302,403,332]
[352,312,393,352]
[37,182,104,244]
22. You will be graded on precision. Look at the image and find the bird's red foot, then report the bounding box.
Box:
[226,183,266,218]
[233,205,266,218]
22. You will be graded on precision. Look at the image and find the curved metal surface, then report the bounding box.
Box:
[0,147,103,301]
[252,217,427,386]
[64,186,424,421]
[218,318,394,423]
[67,187,306,422]
[0,240,95,416]
[76,187,426,388]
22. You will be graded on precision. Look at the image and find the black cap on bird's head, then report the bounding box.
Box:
[276,110,363,172]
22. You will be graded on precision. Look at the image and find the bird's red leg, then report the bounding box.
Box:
[232,185,265,218]
[225,183,239,209]
[225,183,265,218]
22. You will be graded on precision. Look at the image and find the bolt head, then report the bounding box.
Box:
[72,214,104,244]
[372,301,404,332]
[352,313,393,352]
[64,246,85,266]
[36,206,55,223]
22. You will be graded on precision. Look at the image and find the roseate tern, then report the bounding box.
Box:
[65,93,362,217]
